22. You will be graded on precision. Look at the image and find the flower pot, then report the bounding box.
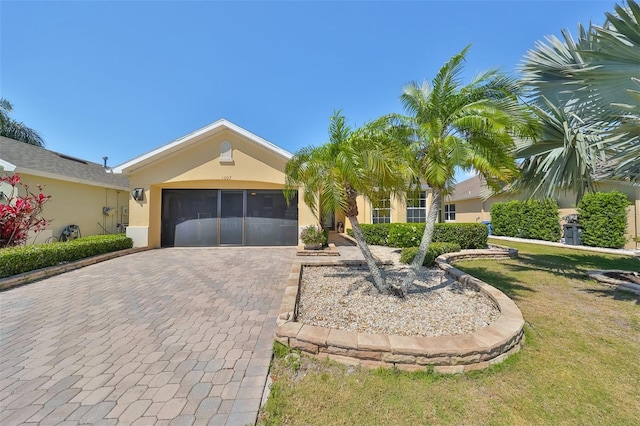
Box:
[304,243,323,250]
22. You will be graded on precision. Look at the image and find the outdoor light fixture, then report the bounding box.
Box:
[132,188,144,201]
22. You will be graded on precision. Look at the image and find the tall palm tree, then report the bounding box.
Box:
[0,98,45,147]
[285,112,414,295]
[396,46,535,294]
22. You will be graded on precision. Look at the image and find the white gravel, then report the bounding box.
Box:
[297,246,500,337]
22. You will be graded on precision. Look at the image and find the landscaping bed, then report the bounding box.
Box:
[261,241,640,425]
[275,246,524,372]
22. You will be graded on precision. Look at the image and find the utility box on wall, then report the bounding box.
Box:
[121,206,129,226]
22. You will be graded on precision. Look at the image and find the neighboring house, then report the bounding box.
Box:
[0,136,130,244]
[113,119,439,248]
[445,174,640,249]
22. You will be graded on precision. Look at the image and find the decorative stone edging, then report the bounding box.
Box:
[587,270,640,296]
[275,247,525,373]
[0,247,151,291]
[296,243,340,256]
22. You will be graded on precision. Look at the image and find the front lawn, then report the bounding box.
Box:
[259,240,640,425]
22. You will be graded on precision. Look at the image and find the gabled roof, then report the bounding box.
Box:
[447,175,485,202]
[113,119,293,175]
[0,136,129,190]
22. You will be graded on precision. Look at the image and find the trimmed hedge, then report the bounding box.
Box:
[578,191,630,249]
[347,224,390,246]
[0,234,133,278]
[348,223,487,249]
[432,223,488,250]
[399,242,462,267]
[491,199,561,242]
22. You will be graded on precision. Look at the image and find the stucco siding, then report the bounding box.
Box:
[124,128,315,247]
[17,174,129,243]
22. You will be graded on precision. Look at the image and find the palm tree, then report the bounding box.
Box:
[396,46,535,294]
[514,97,608,204]
[585,0,640,182]
[518,0,640,193]
[285,111,414,295]
[0,98,45,147]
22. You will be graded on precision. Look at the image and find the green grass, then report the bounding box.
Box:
[258,240,640,425]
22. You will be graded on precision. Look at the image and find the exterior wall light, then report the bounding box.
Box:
[132,188,144,201]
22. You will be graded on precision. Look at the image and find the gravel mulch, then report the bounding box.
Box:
[297,246,500,337]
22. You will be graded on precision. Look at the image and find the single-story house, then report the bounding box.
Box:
[0,136,130,244]
[113,120,437,248]
[445,174,640,249]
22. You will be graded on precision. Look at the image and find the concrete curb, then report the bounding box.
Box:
[489,235,637,257]
[0,247,151,291]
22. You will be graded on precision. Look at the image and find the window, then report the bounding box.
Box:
[220,141,233,163]
[372,193,391,224]
[444,204,456,221]
[406,190,427,223]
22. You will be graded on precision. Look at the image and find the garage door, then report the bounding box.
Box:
[161,189,298,247]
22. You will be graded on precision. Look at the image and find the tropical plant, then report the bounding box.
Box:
[299,225,328,246]
[285,111,414,295]
[0,98,45,147]
[393,46,535,295]
[0,174,51,247]
[517,0,640,198]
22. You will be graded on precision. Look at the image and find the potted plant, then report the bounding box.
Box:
[300,225,328,250]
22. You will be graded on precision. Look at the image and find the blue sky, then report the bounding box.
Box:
[1,0,616,181]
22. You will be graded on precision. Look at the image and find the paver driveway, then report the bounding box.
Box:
[0,247,296,426]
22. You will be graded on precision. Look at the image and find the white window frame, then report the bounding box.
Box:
[444,203,456,222]
[220,141,233,163]
[371,194,391,224]
[406,190,427,223]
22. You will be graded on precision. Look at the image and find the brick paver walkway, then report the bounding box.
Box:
[0,247,296,426]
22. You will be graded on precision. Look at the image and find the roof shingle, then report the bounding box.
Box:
[0,136,129,189]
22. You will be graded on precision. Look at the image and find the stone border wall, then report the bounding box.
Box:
[275,247,524,373]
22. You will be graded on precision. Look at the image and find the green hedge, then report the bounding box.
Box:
[578,191,630,249]
[0,234,133,278]
[348,223,487,249]
[491,199,561,242]
[346,224,390,246]
[399,242,461,267]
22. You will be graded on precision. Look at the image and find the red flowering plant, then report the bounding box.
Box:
[0,174,51,248]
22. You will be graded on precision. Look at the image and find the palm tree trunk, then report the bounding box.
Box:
[400,189,441,295]
[348,215,390,295]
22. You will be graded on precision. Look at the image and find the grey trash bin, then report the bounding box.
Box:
[563,223,582,245]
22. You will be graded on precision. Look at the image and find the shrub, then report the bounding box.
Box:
[299,225,328,246]
[578,191,630,249]
[346,223,390,245]
[387,223,425,248]
[491,199,561,242]
[432,223,488,249]
[0,234,133,278]
[399,242,461,267]
[0,174,51,247]
[349,222,488,249]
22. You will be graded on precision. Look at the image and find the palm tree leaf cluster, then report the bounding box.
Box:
[0,98,45,148]
[517,0,640,199]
